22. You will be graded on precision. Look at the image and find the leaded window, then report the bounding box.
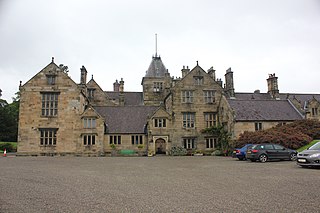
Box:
[83,134,96,146]
[204,113,217,127]
[182,91,193,103]
[183,113,195,128]
[40,128,57,146]
[183,138,195,149]
[83,118,96,129]
[41,92,59,116]
[204,90,215,103]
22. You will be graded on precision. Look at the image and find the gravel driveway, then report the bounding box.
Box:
[0,156,319,212]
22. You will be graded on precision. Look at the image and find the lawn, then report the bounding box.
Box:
[296,140,320,152]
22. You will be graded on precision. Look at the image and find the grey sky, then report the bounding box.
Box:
[0,0,319,102]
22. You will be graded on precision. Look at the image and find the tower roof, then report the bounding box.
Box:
[145,56,168,77]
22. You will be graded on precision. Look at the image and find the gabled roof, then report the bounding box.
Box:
[228,99,303,121]
[94,106,158,133]
[145,56,168,77]
[105,92,143,106]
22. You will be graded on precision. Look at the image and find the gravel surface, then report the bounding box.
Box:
[0,156,319,213]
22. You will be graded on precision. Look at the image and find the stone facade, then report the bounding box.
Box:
[17,56,320,156]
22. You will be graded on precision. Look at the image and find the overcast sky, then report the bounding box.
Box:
[0,0,319,103]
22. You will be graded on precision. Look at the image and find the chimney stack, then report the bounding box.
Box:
[80,66,87,85]
[267,73,280,99]
[113,80,120,92]
[181,66,190,78]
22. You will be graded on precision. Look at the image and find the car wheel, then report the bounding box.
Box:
[238,157,244,161]
[259,154,268,163]
[250,159,255,162]
[290,153,297,161]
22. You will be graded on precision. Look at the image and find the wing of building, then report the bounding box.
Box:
[17,56,320,156]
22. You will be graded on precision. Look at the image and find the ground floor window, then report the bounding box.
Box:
[183,138,195,149]
[206,138,217,149]
[255,122,262,131]
[131,135,143,145]
[40,128,57,146]
[110,135,121,145]
[83,134,96,146]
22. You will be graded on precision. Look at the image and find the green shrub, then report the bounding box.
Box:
[0,142,17,152]
[170,146,187,156]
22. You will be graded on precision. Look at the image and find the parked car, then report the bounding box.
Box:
[233,144,254,160]
[297,142,320,168]
[246,143,297,163]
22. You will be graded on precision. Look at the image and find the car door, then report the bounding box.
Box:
[264,144,276,159]
[273,144,289,159]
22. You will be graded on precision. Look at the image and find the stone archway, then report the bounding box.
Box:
[155,138,166,154]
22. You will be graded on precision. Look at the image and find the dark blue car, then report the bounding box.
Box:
[234,144,253,160]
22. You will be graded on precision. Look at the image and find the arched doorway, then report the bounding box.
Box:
[155,138,166,154]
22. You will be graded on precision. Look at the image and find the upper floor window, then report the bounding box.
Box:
[83,118,96,128]
[41,92,59,117]
[109,135,121,145]
[40,128,57,146]
[182,91,193,103]
[194,76,203,85]
[255,122,262,131]
[88,89,95,99]
[46,75,56,85]
[204,90,215,103]
[83,134,96,146]
[154,118,166,128]
[153,82,163,92]
[312,108,318,116]
[131,135,143,145]
[183,112,195,128]
[204,113,217,128]
[183,138,195,149]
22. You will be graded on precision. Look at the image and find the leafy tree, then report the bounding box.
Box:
[0,92,20,142]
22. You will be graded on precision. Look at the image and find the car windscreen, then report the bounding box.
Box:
[308,142,320,150]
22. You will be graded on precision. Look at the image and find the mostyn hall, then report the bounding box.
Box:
[17,55,320,156]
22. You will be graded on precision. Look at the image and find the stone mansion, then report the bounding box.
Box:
[17,55,320,156]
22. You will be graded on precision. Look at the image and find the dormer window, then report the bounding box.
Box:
[47,75,56,85]
[83,117,96,128]
[88,88,95,99]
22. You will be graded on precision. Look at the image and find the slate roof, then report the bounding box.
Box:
[234,92,320,103]
[105,92,143,106]
[94,106,158,133]
[145,56,168,77]
[228,99,303,121]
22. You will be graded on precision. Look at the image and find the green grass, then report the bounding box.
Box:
[297,140,320,152]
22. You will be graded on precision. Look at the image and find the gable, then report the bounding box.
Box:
[21,61,78,89]
[174,65,223,91]
[151,107,171,119]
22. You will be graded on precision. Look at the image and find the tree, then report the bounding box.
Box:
[0,92,20,142]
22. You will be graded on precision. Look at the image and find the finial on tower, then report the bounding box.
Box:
[155,33,158,57]
[52,57,54,63]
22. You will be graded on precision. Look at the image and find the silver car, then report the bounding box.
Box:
[297,142,320,168]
